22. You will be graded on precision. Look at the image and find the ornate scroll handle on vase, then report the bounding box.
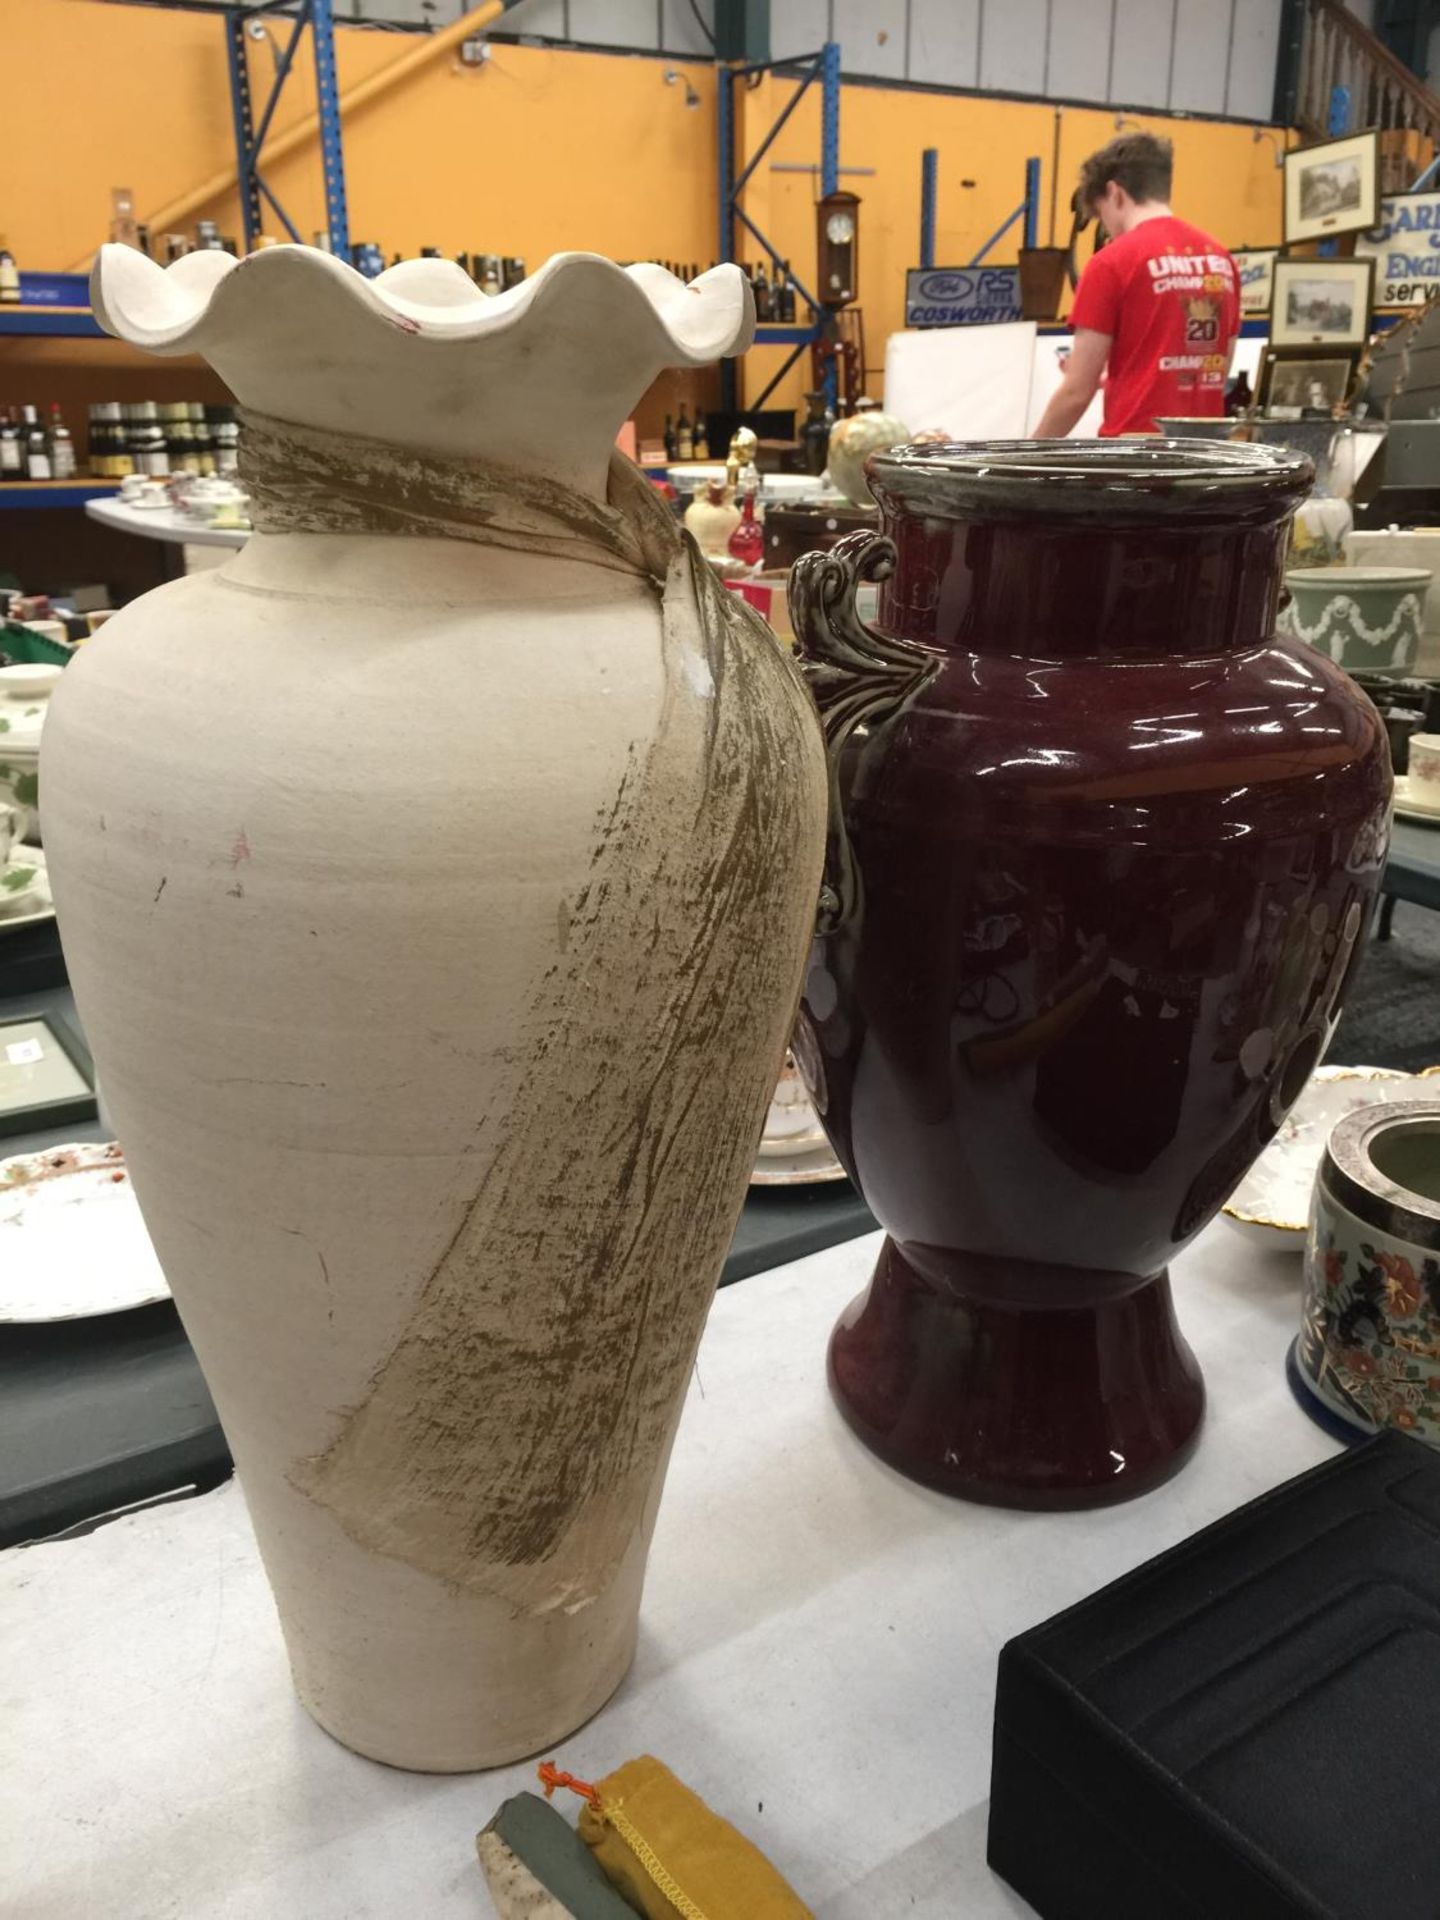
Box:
[789,529,941,934]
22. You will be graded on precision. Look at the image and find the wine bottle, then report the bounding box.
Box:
[192,402,215,476]
[676,405,694,461]
[47,403,76,480]
[693,412,710,461]
[664,413,679,462]
[22,405,52,480]
[0,409,22,479]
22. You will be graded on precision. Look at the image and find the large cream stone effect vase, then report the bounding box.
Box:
[42,245,828,1771]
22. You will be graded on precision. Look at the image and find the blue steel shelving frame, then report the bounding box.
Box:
[104,0,352,261]
[223,0,350,258]
[918,149,1042,270]
[718,41,842,414]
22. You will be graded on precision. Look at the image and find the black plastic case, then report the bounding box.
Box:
[989,1432,1440,1918]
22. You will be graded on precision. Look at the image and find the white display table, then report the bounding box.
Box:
[85,495,249,550]
[2,1222,1338,1919]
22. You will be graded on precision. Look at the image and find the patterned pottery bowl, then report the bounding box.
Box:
[1298,1100,1440,1441]
[1282,565,1433,674]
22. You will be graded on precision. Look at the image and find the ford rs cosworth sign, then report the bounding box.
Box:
[905,266,1024,328]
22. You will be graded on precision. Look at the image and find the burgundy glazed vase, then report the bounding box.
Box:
[788,440,1391,1510]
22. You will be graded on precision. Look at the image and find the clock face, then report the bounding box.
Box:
[826,210,856,245]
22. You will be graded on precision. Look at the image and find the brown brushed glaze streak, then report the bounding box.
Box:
[292,485,826,1610]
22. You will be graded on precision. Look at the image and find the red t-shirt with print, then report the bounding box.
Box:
[1068,215,1240,436]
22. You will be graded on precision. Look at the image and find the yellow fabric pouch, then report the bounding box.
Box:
[539,1757,812,1920]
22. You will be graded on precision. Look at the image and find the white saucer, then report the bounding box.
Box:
[1394,775,1440,826]
[0,847,53,932]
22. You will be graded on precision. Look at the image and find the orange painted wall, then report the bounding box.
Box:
[5,2,1287,426]
[734,76,1289,411]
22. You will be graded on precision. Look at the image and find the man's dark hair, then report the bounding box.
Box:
[1078,132,1174,214]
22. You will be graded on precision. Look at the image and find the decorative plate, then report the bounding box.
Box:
[1222,1066,1434,1249]
[0,847,53,934]
[1394,775,1440,826]
[751,1050,847,1185]
[750,1141,848,1187]
[0,1141,171,1321]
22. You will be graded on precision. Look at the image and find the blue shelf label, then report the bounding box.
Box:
[905,266,1024,329]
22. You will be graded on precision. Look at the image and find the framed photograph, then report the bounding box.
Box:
[1270,256,1374,348]
[1259,350,1358,419]
[1234,248,1279,317]
[0,1010,98,1140]
[1284,131,1381,243]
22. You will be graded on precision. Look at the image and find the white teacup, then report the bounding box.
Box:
[0,802,22,870]
[1410,733,1440,804]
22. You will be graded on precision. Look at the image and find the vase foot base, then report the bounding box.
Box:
[291,1626,637,1774]
[828,1236,1205,1510]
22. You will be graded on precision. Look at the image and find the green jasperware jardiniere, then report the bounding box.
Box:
[1283,564,1433,674]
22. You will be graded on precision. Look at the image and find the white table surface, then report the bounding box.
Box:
[85,496,249,549]
[2,1221,1340,1920]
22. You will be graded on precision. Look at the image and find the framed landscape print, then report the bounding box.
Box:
[1284,131,1381,243]
[1270,256,1374,348]
[1234,248,1279,316]
[1259,350,1357,418]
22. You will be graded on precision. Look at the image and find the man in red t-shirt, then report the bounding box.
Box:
[1033,132,1240,438]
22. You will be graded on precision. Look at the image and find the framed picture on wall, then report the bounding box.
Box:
[1259,350,1358,419]
[1284,131,1381,243]
[1234,248,1279,316]
[1270,256,1374,349]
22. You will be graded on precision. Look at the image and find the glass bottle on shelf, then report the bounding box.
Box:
[693,411,710,460]
[0,409,22,479]
[191,402,216,476]
[663,413,678,461]
[181,402,204,474]
[108,402,133,478]
[134,401,170,477]
[211,407,240,475]
[0,248,20,305]
[676,404,694,460]
[753,262,772,322]
[47,403,76,480]
[22,406,52,480]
